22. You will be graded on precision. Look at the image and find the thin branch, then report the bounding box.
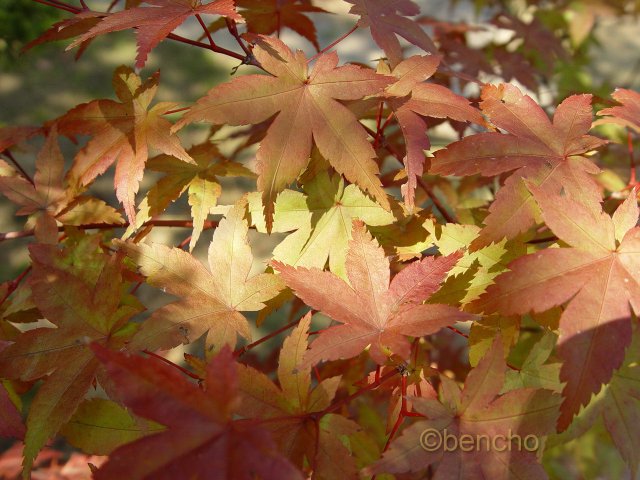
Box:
[307,24,358,63]
[32,0,252,64]
[447,325,468,338]
[233,317,303,358]
[0,219,219,242]
[165,32,246,61]
[225,18,252,57]
[438,62,487,87]
[416,177,458,224]
[195,13,216,48]
[163,106,190,115]
[32,0,79,13]
[319,369,399,416]
[106,0,118,12]
[143,349,202,381]
[3,151,35,186]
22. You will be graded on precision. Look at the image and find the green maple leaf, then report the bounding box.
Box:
[125,140,254,251]
[249,171,397,279]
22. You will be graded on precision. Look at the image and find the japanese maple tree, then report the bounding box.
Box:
[1,0,639,479]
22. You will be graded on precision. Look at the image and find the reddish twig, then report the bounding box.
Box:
[0,219,219,242]
[233,317,303,358]
[195,13,216,48]
[320,369,399,415]
[447,325,468,338]
[0,266,32,309]
[225,18,252,57]
[307,24,358,63]
[143,349,202,381]
[32,0,79,14]
[163,106,190,116]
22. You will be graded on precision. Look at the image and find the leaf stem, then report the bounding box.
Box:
[195,13,216,48]
[143,349,202,381]
[32,0,79,14]
[163,106,190,115]
[307,24,358,63]
[225,18,252,57]
[233,317,303,358]
[319,369,399,416]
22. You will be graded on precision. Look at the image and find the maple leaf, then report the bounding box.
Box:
[0,127,123,243]
[424,219,525,306]
[431,83,608,249]
[24,11,104,59]
[0,244,143,477]
[0,126,41,154]
[236,313,361,479]
[60,398,164,456]
[273,220,471,365]
[0,382,24,441]
[116,200,283,352]
[589,327,640,477]
[125,140,254,251]
[68,0,243,69]
[174,36,393,231]
[492,13,567,73]
[345,0,437,67]
[366,336,561,478]
[54,66,192,223]
[90,344,303,479]
[380,55,485,210]
[235,0,327,50]
[469,187,640,430]
[596,88,640,132]
[502,331,562,392]
[248,171,396,279]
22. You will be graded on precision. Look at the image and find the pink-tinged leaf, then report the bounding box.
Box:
[175,36,392,231]
[56,67,192,222]
[0,384,24,440]
[0,126,41,153]
[118,200,283,352]
[431,84,606,248]
[384,55,484,210]
[366,337,560,478]
[612,190,639,242]
[469,189,640,430]
[236,0,328,50]
[273,220,470,365]
[91,345,303,480]
[596,88,640,132]
[69,0,243,69]
[346,0,437,66]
